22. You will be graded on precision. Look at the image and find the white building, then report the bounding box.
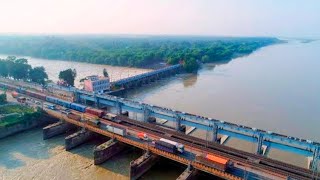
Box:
[84,75,110,93]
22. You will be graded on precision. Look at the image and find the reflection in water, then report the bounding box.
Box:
[182,74,198,88]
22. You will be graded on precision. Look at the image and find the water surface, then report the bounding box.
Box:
[127,41,320,141]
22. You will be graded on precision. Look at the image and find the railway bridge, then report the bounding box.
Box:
[1,77,320,179]
[74,89,320,172]
[111,64,182,89]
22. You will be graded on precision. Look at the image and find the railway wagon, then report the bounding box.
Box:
[159,138,184,153]
[70,103,87,112]
[16,87,26,94]
[46,96,58,104]
[56,99,71,108]
[86,107,105,118]
[195,154,229,172]
[155,140,178,154]
[67,113,81,121]
[0,82,5,88]
[101,124,126,136]
[5,83,18,90]
[26,90,46,100]
[87,119,101,127]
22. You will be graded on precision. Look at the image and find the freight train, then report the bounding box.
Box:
[1,82,187,156]
[1,81,104,118]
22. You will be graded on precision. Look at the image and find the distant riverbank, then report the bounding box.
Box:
[0,35,281,72]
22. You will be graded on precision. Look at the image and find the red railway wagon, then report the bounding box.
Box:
[25,90,46,101]
[85,107,105,118]
[67,113,81,121]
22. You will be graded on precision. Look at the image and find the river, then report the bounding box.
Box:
[0,40,319,179]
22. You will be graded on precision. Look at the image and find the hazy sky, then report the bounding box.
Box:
[0,0,319,37]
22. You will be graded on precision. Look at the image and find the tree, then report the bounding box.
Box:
[0,93,7,105]
[29,66,48,85]
[201,55,210,63]
[183,57,199,73]
[103,68,109,77]
[59,68,77,86]
[0,60,8,77]
[10,58,31,80]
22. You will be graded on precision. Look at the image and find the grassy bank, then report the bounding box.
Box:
[0,105,41,127]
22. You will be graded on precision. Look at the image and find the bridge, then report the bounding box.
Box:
[41,103,315,180]
[74,89,320,171]
[111,64,182,89]
[1,75,320,179]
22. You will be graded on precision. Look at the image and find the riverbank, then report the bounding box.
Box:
[0,105,56,139]
[0,35,281,70]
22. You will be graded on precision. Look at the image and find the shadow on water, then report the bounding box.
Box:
[0,128,65,169]
[98,147,143,176]
[66,133,143,177]
[140,158,186,180]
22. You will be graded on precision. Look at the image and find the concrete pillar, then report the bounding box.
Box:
[311,146,320,172]
[94,139,125,165]
[74,91,81,103]
[176,164,197,180]
[256,133,264,155]
[212,123,218,142]
[65,130,93,151]
[116,100,122,115]
[43,121,73,140]
[175,114,181,131]
[94,95,100,108]
[143,106,151,122]
[130,151,159,180]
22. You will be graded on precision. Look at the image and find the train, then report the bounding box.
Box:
[1,81,105,118]
[1,82,188,155]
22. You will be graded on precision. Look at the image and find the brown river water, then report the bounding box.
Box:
[1,40,320,179]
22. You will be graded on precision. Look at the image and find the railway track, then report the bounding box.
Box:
[2,81,317,179]
[116,115,318,180]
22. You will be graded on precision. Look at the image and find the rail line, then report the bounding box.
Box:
[116,115,317,180]
[47,110,242,180]
[2,83,317,180]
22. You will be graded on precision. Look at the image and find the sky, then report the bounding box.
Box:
[0,0,319,37]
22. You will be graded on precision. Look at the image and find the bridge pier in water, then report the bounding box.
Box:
[129,151,159,180]
[65,129,94,151]
[176,164,198,180]
[43,121,74,140]
[93,138,125,165]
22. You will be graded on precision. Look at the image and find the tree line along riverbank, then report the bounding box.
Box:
[0,35,282,72]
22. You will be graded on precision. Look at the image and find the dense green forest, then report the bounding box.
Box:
[0,35,281,71]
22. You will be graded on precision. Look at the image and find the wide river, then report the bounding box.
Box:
[1,40,319,179]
